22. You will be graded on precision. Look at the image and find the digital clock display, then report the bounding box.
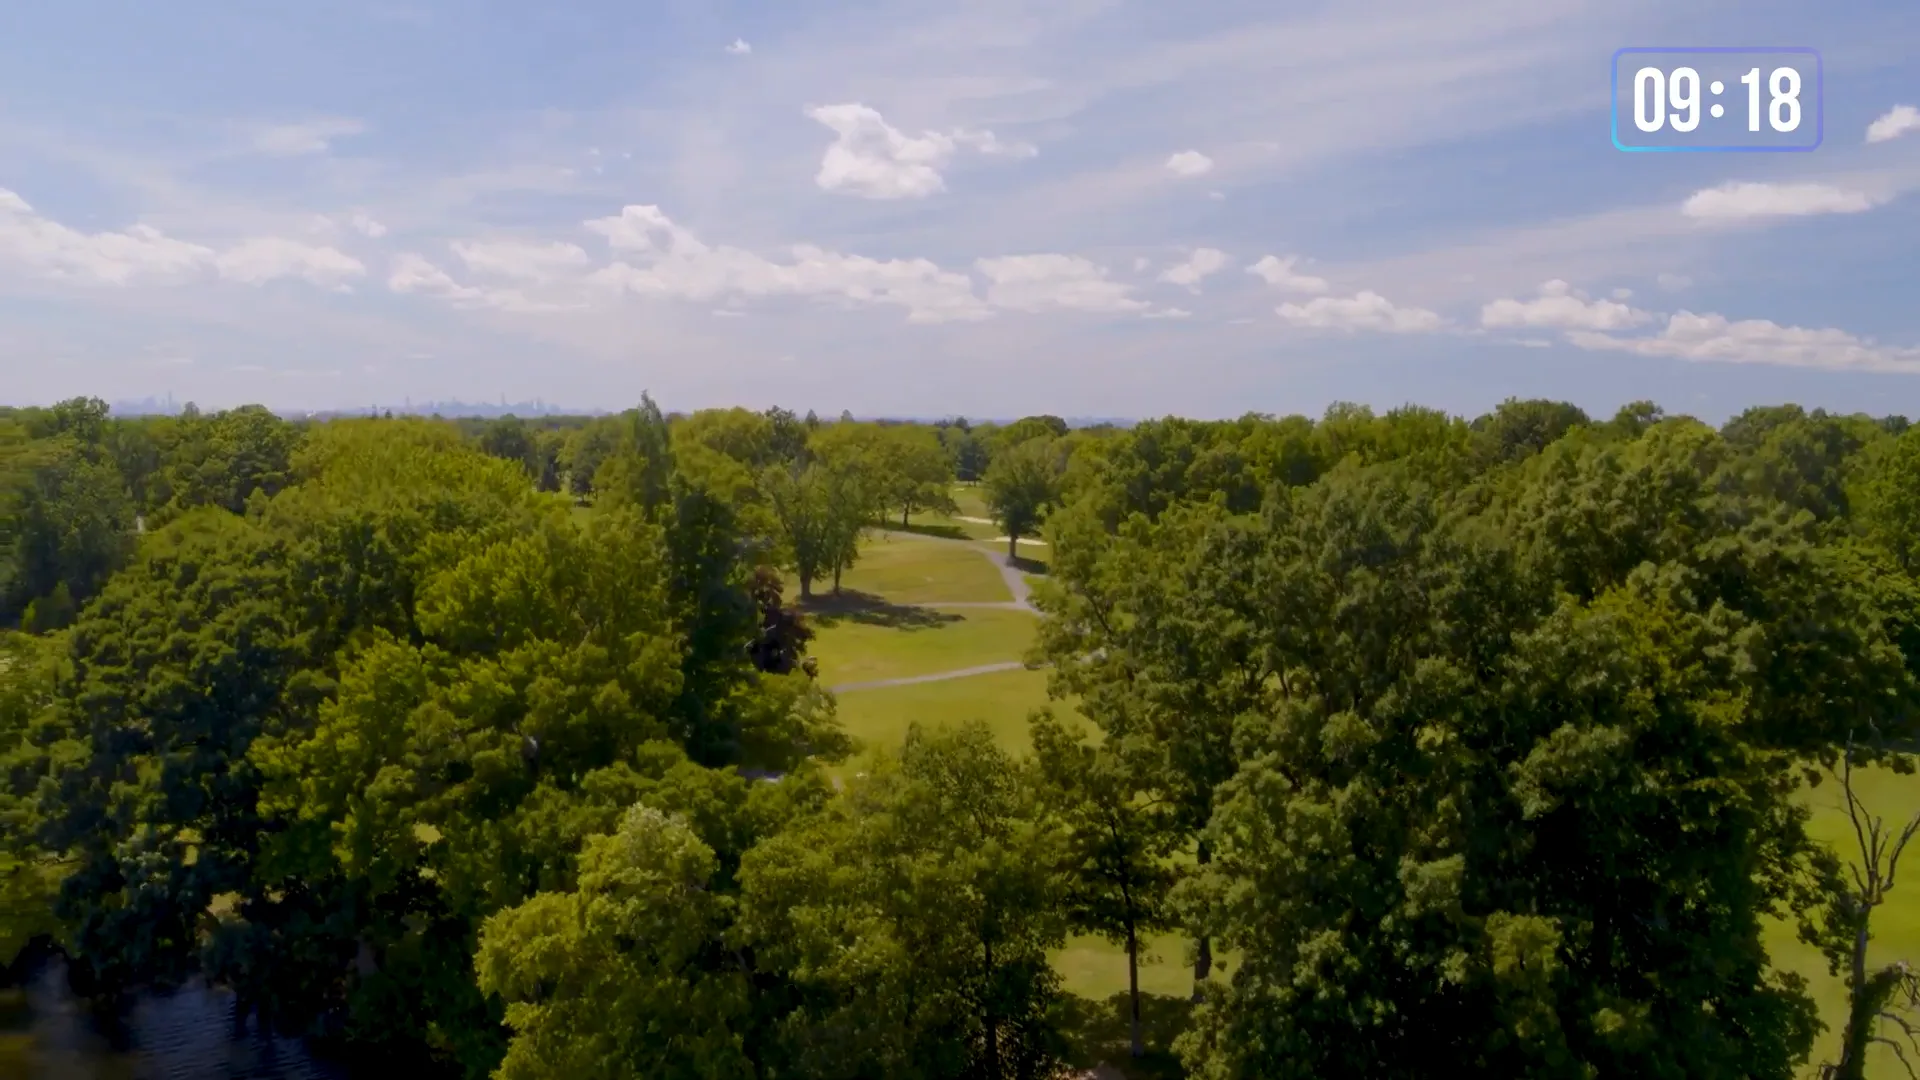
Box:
[1611,47,1823,152]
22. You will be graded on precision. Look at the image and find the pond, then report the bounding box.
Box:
[1,959,346,1079]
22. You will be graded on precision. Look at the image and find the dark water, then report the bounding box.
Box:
[1,960,346,1079]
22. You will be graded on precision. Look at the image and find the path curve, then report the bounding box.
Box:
[820,529,1045,693]
[875,528,1035,612]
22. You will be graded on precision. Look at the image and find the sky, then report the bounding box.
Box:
[1,0,1918,422]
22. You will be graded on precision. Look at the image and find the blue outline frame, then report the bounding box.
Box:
[1611,47,1823,152]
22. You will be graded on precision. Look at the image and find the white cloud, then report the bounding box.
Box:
[215,238,366,289]
[806,104,1035,200]
[583,204,991,323]
[0,187,215,285]
[0,187,376,291]
[387,253,576,313]
[1165,151,1214,178]
[726,38,752,55]
[1480,279,1652,331]
[1247,254,1329,294]
[1277,291,1445,333]
[1610,288,1633,300]
[975,254,1147,314]
[1866,105,1920,144]
[1132,256,1150,272]
[1567,311,1920,374]
[1157,247,1228,290]
[252,118,367,157]
[452,240,591,282]
[1144,307,1192,320]
[348,212,389,239]
[1657,273,1693,291]
[1681,181,1877,221]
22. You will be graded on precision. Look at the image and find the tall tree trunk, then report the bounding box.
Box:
[902,505,910,528]
[1007,531,1018,560]
[1193,838,1213,1000]
[1127,919,1144,1059]
[832,560,843,594]
[799,571,813,601]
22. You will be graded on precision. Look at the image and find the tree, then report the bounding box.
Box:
[559,418,622,497]
[739,722,1070,1079]
[1811,740,1920,1080]
[1029,709,1178,1059]
[474,805,755,1080]
[594,395,675,516]
[1174,574,1831,1080]
[0,434,136,626]
[155,404,302,519]
[762,462,834,600]
[1469,397,1590,465]
[882,427,958,527]
[477,416,538,476]
[0,630,66,970]
[984,437,1061,559]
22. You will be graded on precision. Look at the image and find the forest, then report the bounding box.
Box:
[1,393,1918,1079]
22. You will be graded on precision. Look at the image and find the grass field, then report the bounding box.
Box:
[810,607,1037,688]
[792,534,1011,605]
[834,666,1056,757]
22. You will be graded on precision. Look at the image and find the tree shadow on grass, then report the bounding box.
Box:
[889,521,971,541]
[800,589,964,630]
[1009,553,1050,575]
[1057,991,1195,1080]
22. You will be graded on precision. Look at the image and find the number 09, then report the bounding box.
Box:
[1634,66,1701,132]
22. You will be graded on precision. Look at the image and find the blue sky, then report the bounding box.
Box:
[2,0,1917,422]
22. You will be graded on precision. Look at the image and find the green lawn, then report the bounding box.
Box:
[833,667,1062,760]
[810,608,1037,688]
[952,482,990,520]
[1055,932,1206,1000]
[791,536,1011,605]
[912,512,1002,542]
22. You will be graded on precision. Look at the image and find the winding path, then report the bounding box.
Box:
[825,530,1042,693]
[875,528,1036,612]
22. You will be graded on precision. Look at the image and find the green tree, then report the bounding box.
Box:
[984,437,1061,559]
[156,404,302,519]
[474,804,755,1080]
[739,722,1070,1079]
[0,434,136,625]
[881,426,958,527]
[1175,561,1831,1080]
[594,395,675,516]
[0,630,66,968]
[1030,709,1178,1059]
[762,462,834,600]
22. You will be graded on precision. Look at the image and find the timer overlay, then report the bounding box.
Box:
[1612,47,1823,152]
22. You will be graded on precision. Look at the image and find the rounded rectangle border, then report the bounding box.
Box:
[1610,47,1823,152]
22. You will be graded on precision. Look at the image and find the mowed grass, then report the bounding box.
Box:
[811,608,1037,688]
[1764,756,1920,1077]
[791,536,1011,605]
[915,513,1002,542]
[1055,932,1205,1000]
[833,666,1057,759]
[952,482,990,520]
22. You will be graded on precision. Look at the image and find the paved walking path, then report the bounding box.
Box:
[829,661,1029,694]
[824,530,1045,693]
[876,528,1036,612]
